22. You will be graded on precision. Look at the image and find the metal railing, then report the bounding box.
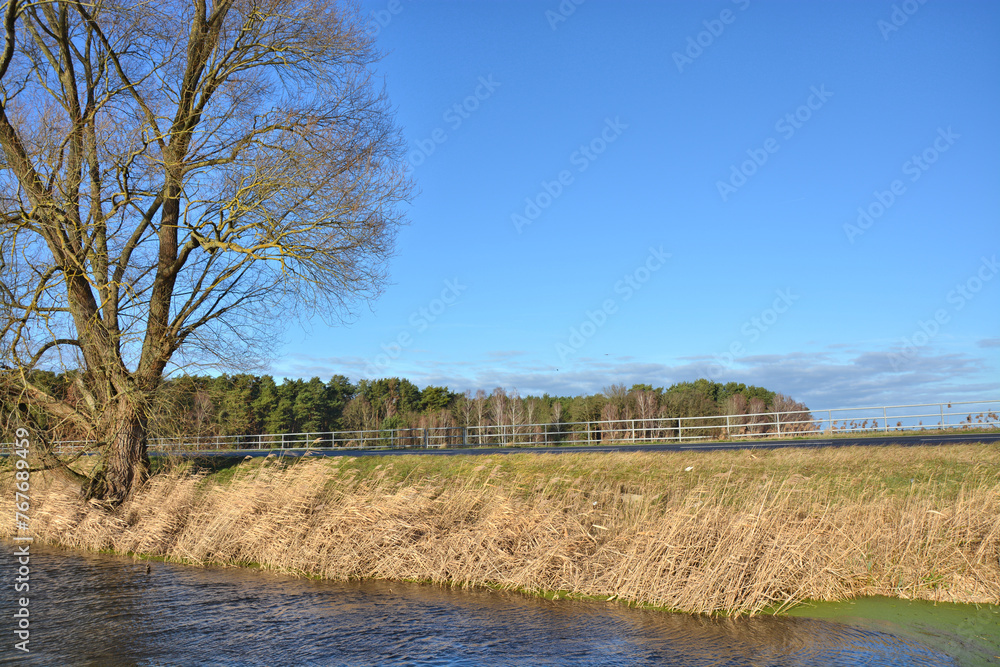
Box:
[31,398,995,454]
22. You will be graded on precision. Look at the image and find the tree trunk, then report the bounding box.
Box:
[97,399,151,504]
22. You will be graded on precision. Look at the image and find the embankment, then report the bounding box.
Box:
[2,444,998,615]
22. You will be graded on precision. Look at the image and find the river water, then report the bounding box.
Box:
[2,543,996,666]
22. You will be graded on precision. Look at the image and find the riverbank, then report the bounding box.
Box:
[3,444,999,615]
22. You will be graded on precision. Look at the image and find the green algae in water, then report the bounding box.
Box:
[786,597,1000,667]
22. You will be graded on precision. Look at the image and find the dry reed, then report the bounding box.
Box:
[3,445,998,615]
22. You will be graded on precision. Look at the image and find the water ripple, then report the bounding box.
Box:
[0,543,964,666]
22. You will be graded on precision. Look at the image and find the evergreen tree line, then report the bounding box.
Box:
[139,375,813,441]
[12,372,814,443]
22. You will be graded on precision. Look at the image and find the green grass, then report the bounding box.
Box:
[197,441,1000,504]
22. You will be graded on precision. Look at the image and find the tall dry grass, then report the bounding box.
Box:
[2,445,998,615]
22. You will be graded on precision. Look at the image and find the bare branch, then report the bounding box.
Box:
[0,0,410,501]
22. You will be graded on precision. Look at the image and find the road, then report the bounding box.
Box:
[154,431,1000,458]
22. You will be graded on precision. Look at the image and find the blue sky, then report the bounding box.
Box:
[271,0,999,410]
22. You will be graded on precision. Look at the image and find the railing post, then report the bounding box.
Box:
[776,412,781,436]
[883,406,888,432]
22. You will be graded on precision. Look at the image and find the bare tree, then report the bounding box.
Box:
[506,387,523,441]
[771,393,815,433]
[523,396,537,444]
[723,393,748,437]
[189,386,216,438]
[488,387,508,444]
[0,0,410,501]
[459,389,474,427]
[549,399,563,444]
[600,401,622,442]
[747,397,770,436]
[602,383,628,407]
[633,389,657,440]
[472,388,487,444]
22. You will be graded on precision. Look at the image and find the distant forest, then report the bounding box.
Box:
[21,373,812,440]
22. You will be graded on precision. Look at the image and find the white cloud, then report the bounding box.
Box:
[267,344,998,410]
